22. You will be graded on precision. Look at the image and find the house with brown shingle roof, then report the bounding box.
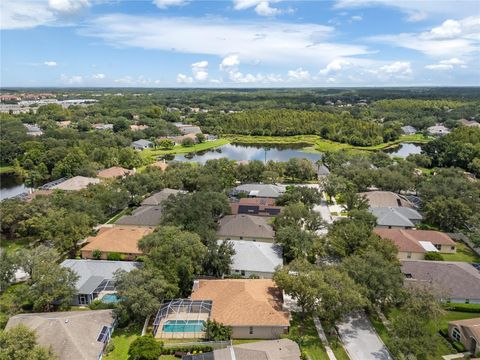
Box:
[97,166,134,179]
[190,279,290,339]
[80,226,153,260]
[359,191,414,208]
[448,317,480,355]
[374,228,456,260]
[217,215,275,243]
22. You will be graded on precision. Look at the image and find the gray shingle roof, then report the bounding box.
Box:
[115,205,163,226]
[217,215,275,239]
[401,260,480,301]
[61,259,140,294]
[132,139,153,147]
[220,240,283,273]
[5,310,115,360]
[141,188,185,206]
[370,207,422,227]
[235,184,286,198]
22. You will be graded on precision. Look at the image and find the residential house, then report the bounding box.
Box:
[427,124,451,136]
[217,215,275,242]
[51,176,100,191]
[24,123,43,136]
[115,205,164,227]
[172,133,198,145]
[458,119,480,127]
[131,139,153,150]
[190,279,290,339]
[97,166,134,179]
[359,191,415,209]
[150,160,169,171]
[80,226,154,260]
[401,125,417,135]
[194,339,301,360]
[229,197,282,217]
[92,123,113,131]
[401,260,480,304]
[130,124,149,131]
[448,318,480,355]
[234,184,286,198]
[57,120,71,128]
[141,188,185,206]
[370,207,422,229]
[374,228,456,260]
[5,310,115,360]
[221,240,283,278]
[61,259,140,305]
[175,124,202,135]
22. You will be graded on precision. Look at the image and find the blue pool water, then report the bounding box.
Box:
[102,294,120,303]
[162,320,205,333]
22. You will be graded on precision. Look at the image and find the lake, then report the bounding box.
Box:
[169,143,323,163]
[385,143,422,158]
[0,174,30,201]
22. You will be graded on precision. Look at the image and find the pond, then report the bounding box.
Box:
[169,143,322,163]
[384,143,422,158]
[0,174,30,201]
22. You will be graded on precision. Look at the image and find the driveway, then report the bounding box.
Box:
[337,312,393,360]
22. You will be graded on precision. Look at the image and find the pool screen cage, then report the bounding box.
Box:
[153,299,213,336]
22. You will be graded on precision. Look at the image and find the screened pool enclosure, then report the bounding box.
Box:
[153,299,212,339]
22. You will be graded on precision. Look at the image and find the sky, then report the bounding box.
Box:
[1,0,479,87]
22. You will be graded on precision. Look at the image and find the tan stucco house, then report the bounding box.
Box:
[448,317,480,355]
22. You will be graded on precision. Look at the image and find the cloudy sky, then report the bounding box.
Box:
[1,0,479,87]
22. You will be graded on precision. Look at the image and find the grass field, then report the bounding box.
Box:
[104,325,141,360]
[0,237,30,256]
[140,139,230,162]
[288,313,329,360]
[441,242,480,263]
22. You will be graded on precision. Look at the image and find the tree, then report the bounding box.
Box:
[275,225,319,263]
[0,324,56,360]
[139,226,207,295]
[342,250,403,308]
[285,158,316,181]
[276,186,322,209]
[341,190,369,212]
[0,252,15,292]
[181,137,195,147]
[204,320,232,341]
[13,245,59,278]
[115,267,177,322]
[196,133,206,143]
[157,138,175,150]
[320,174,349,200]
[274,202,324,232]
[423,196,473,231]
[27,260,78,312]
[128,335,163,360]
[326,218,378,258]
[203,238,235,278]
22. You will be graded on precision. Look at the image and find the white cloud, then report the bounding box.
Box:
[92,73,106,79]
[319,59,351,75]
[220,55,240,70]
[254,2,281,16]
[44,61,57,66]
[1,0,90,29]
[369,16,480,58]
[61,74,83,84]
[351,15,363,21]
[82,15,370,67]
[191,60,209,81]
[425,57,467,70]
[48,0,90,14]
[371,61,412,80]
[233,0,292,16]
[287,67,310,81]
[114,75,159,85]
[334,0,478,21]
[153,0,188,9]
[176,73,194,84]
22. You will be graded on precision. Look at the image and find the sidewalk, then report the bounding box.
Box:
[313,316,338,360]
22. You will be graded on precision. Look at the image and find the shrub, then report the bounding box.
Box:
[182,137,195,147]
[424,252,443,261]
[443,303,480,313]
[107,252,124,261]
[128,335,163,360]
[161,345,213,355]
[92,249,102,260]
[89,299,115,310]
[105,341,115,354]
[204,319,232,341]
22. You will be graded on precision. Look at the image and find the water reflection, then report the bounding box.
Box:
[385,143,422,158]
[0,174,30,201]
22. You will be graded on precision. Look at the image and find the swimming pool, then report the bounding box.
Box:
[101,294,120,304]
[162,320,205,333]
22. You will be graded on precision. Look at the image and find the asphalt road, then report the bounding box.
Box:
[337,312,393,360]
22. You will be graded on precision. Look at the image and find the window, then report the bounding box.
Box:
[239,237,243,240]
[452,328,461,342]
[451,246,455,251]
[434,244,441,251]
[407,252,412,259]
[78,294,89,305]
[249,327,254,335]
[465,299,470,304]
[241,270,245,276]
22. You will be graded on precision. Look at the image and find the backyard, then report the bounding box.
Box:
[441,241,480,263]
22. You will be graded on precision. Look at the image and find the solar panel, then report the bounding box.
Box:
[96,326,110,342]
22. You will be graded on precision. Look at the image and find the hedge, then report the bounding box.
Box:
[161,345,213,355]
[444,303,480,313]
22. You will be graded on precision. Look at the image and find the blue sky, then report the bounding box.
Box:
[1,0,479,87]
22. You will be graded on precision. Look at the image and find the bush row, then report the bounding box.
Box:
[161,345,214,355]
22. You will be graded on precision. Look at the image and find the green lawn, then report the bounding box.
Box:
[228,134,319,146]
[288,313,329,360]
[438,310,480,332]
[140,139,230,162]
[0,165,14,174]
[0,237,30,256]
[104,325,141,360]
[441,241,480,263]
[105,208,131,224]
